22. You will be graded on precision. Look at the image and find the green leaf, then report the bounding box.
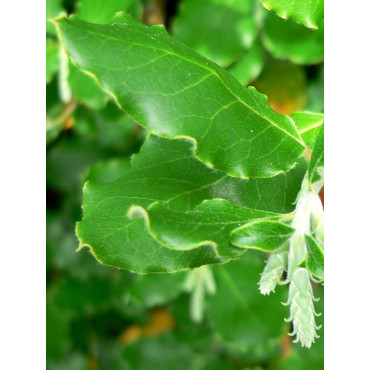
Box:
[260,0,324,29]
[228,39,264,85]
[46,38,60,84]
[262,13,324,65]
[47,0,64,34]
[290,111,323,148]
[77,0,142,24]
[207,252,287,350]
[68,63,108,109]
[305,235,324,280]
[130,199,280,256]
[55,15,305,179]
[172,0,260,67]
[129,272,187,308]
[77,135,306,272]
[230,219,294,251]
[308,124,324,183]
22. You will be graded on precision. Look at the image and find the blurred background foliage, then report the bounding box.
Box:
[46,0,324,368]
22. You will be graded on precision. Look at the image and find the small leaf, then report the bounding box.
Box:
[262,13,324,65]
[305,235,324,280]
[291,111,323,148]
[55,15,305,179]
[230,219,294,251]
[173,0,260,67]
[260,0,324,29]
[308,124,324,183]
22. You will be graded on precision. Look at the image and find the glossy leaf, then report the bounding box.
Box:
[78,0,142,24]
[262,13,324,65]
[305,235,324,280]
[308,124,324,183]
[228,40,264,85]
[55,15,305,179]
[291,111,323,148]
[77,135,306,272]
[207,252,287,350]
[260,0,324,29]
[230,219,294,251]
[172,0,260,67]
[130,199,280,256]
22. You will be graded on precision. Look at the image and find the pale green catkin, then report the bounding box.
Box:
[259,251,288,295]
[284,268,321,348]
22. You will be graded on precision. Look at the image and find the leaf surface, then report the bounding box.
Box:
[230,219,294,251]
[308,123,324,183]
[305,235,324,280]
[46,38,60,84]
[77,135,306,272]
[130,199,280,257]
[291,111,323,148]
[260,0,324,29]
[262,13,324,65]
[56,15,305,179]
[172,0,260,67]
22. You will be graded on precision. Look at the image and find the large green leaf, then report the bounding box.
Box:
[77,135,306,272]
[230,219,294,251]
[262,13,324,65]
[130,199,280,257]
[207,252,287,351]
[260,0,324,29]
[77,0,142,24]
[172,0,260,67]
[55,14,305,179]
[291,111,323,148]
[308,124,324,183]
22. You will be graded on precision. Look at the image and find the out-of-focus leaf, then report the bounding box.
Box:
[130,272,187,308]
[207,252,287,351]
[254,59,307,115]
[56,15,306,179]
[47,0,64,34]
[262,13,324,65]
[78,0,143,24]
[260,0,324,29]
[173,0,260,67]
[305,66,324,113]
[290,111,323,148]
[48,353,89,370]
[46,38,60,84]
[228,39,264,85]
